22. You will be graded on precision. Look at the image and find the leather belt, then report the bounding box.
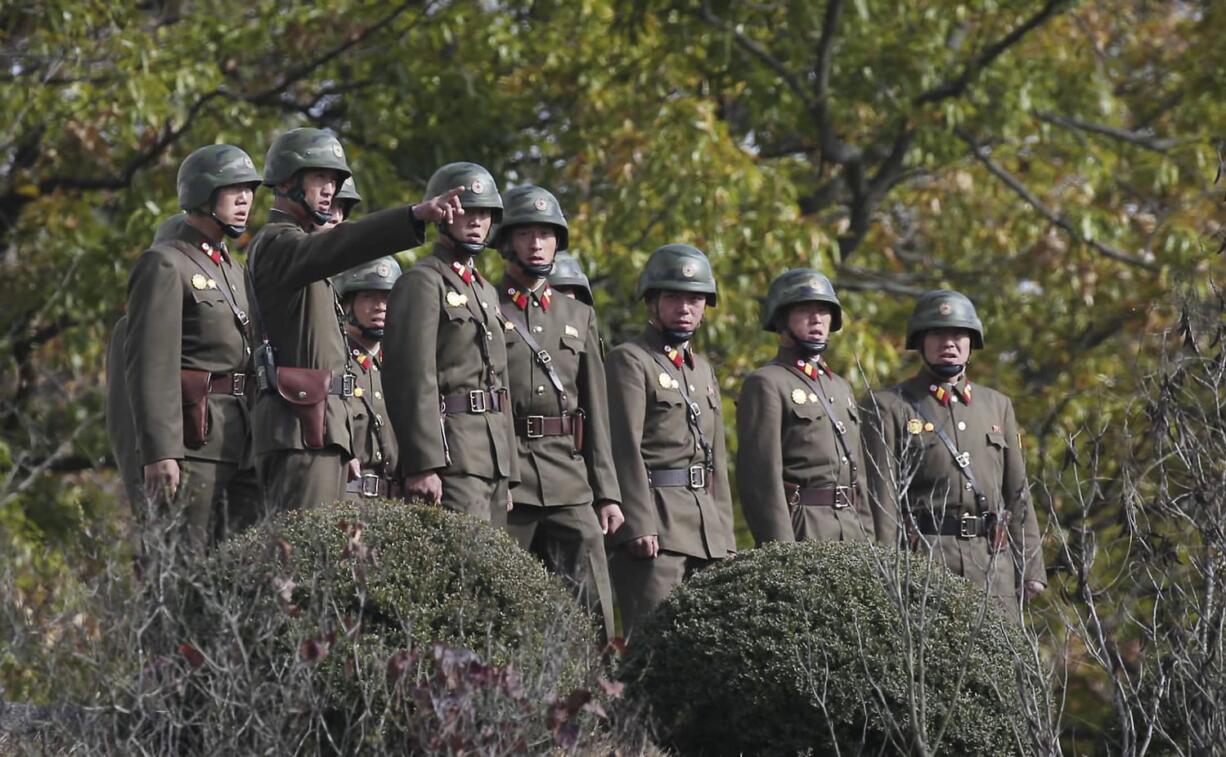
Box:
[785,483,855,509]
[441,388,507,415]
[514,414,574,439]
[913,511,999,539]
[647,465,710,490]
[328,373,358,397]
[345,473,402,499]
[207,372,248,397]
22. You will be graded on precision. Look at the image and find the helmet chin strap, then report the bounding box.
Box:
[512,254,554,279]
[649,307,695,344]
[785,326,827,356]
[208,210,246,239]
[347,312,384,341]
[285,178,332,226]
[440,224,487,256]
[924,359,966,380]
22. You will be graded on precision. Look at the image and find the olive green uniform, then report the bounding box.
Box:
[499,277,621,640]
[860,372,1045,621]
[105,315,143,505]
[341,339,399,500]
[736,348,872,544]
[124,222,260,547]
[383,246,519,521]
[248,207,425,510]
[606,326,735,635]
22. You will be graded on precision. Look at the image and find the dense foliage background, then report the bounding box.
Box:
[3,1,1225,751]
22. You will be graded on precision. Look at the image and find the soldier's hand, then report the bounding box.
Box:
[597,503,625,535]
[626,534,658,559]
[405,471,443,505]
[346,458,361,481]
[411,186,466,225]
[1023,580,1046,600]
[144,459,180,499]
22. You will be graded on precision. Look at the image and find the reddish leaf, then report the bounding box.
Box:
[598,677,626,698]
[178,643,204,669]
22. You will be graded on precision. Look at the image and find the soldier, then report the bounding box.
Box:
[124,145,263,549]
[606,244,736,636]
[493,185,622,641]
[248,128,462,512]
[548,252,593,304]
[383,162,517,523]
[736,269,871,544]
[316,176,361,232]
[334,256,402,500]
[860,290,1046,622]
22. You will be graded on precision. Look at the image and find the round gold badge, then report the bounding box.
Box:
[791,388,808,405]
[658,372,673,389]
[206,279,218,289]
[906,419,924,435]
[191,274,207,290]
[353,387,364,398]
[924,422,935,432]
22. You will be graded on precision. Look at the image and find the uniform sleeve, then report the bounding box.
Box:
[252,207,424,292]
[1002,398,1045,586]
[606,347,657,545]
[125,251,184,465]
[859,391,902,548]
[383,267,446,477]
[579,311,621,506]
[710,374,736,553]
[736,373,793,545]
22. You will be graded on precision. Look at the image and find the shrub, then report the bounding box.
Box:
[619,540,1030,756]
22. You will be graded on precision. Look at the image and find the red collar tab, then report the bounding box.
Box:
[929,382,971,406]
[795,358,828,379]
[664,345,685,369]
[540,287,552,312]
[200,241,228,265]
[450,260,477,284]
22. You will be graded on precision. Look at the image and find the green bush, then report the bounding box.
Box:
[619,541,1030,756]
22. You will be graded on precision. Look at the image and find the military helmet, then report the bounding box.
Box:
[761,268,842,333]
[263,128,352,186]
[635,243,717,305]
[548,252,592,304]
[176,144,261,210]
[335,176,362,209]
[492,185,568,251]
[905,289,984,349]
[153,212,191,243]
[333,256,402,298]
[423,162,503,223]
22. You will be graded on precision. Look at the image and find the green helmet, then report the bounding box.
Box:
[153,212,191,243]
[423,162,503,223]
[333,256,402,298]
[548,252,592,305]
[492,185,568,251]
[906,289,984,349]
[176,144,261,211]
[761,268,842,332]
[635,243,717,305]
[335,176,362,210]
[263,128,352,187]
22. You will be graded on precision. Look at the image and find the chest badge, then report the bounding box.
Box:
[446,290,468,307]
[206,278,218,289]
[658,371,673,390]
[191,274,207,290]
[791,388,808,405]
[906,418,924,435]
[564,324,579,338]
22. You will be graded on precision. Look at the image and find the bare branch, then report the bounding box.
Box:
[1035,110,1180,153]
[696,2,814,110]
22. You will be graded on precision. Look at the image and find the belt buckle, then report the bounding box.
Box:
[959,513,978,538]
[833,486,852,509]
[536,349,552,365]
[525,415,545,439]
[955,451,970,468]
[468,390,487,414]
[360,474,381,498]
[342,373,356,397]
[231,372,246,397]
[688,465,707,490]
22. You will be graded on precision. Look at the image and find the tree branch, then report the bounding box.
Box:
[697,2,814,111]
[958,129,1159,271]
[1034,110,1180,153]
[915,0,1072,106]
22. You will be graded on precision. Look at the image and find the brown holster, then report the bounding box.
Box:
[276,367,331,449]
[180,369,212,450]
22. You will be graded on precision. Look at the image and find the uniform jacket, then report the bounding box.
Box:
[383,246,518,483]
[860,371,1046,601]
[605,326,735,559]
[736,347,872,544]
[499,277,620,508]
[247,207,424,456]
[124,222,253,466]
[345,339,397,476]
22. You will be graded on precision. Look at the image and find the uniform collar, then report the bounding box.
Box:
[348,338,380,372]
[911,370,971,406]
[432,245,483,285]
[500,276,552,312]
[643,325,693,369]
[172,220,230,265]
[268,207,311,233]
[777,346,831,379]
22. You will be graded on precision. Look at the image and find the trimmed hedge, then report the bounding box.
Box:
[619,541,1030,755]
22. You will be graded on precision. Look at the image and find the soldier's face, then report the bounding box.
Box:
[446,207,493,244]
[300,169,341,215]
[556,286,580,300]
[315,204,346,232]
[213,185,253,228]
[349,290,388,332]
[510,224,557,268]
[786,302,833,342]
[655,290,707,333]
[922,328,972,366]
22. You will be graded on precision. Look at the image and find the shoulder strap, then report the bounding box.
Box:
[499,303,569,412]
[778,362,859,488]
[631,342,714,470]
[898,388,989,511]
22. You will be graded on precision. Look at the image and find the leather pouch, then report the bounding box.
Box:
[180,369,212,450]
[277,367,331,449]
